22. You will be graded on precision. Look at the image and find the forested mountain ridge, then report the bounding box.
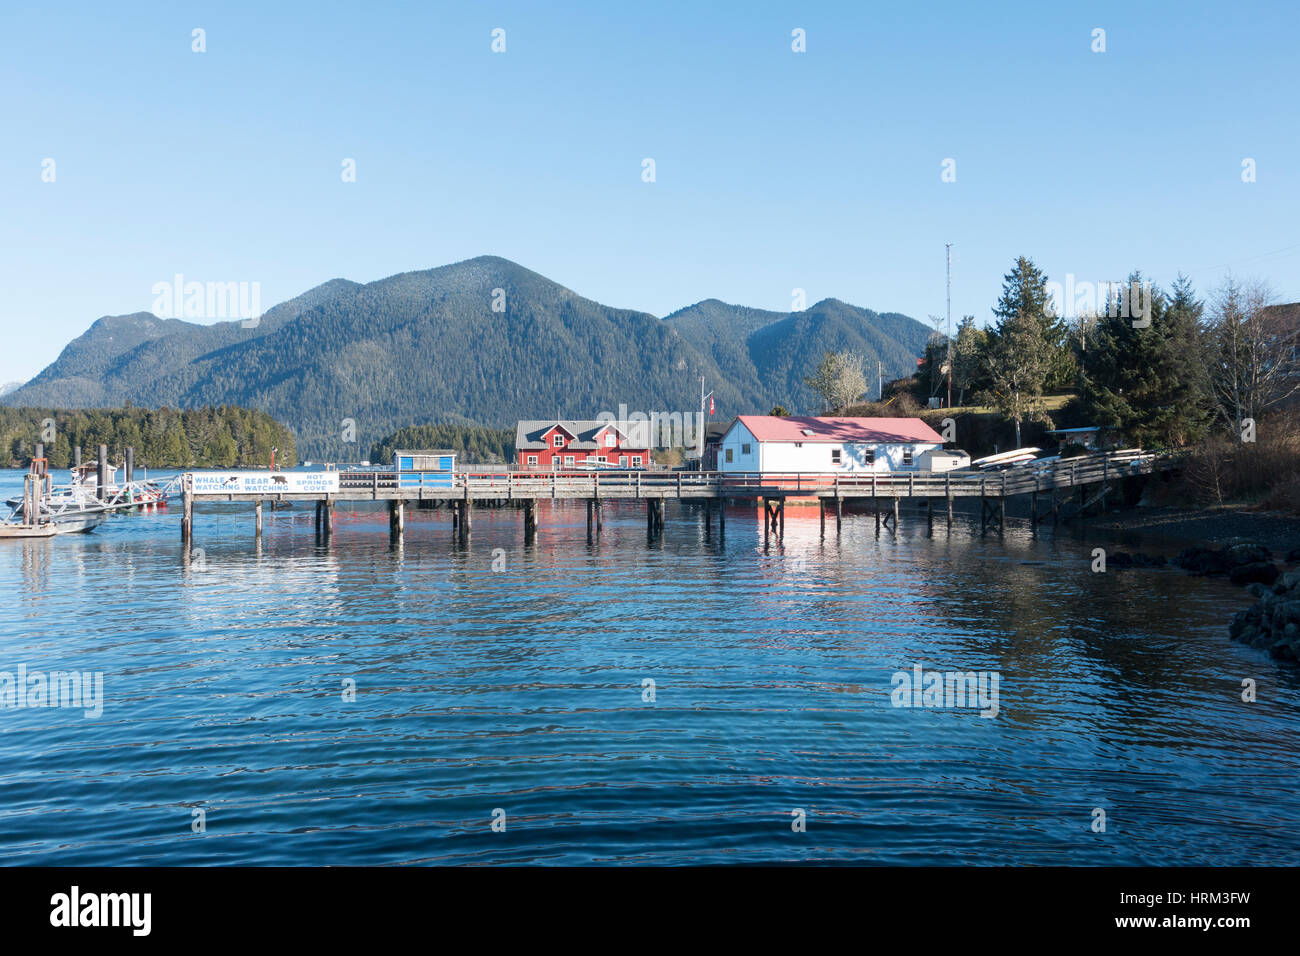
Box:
[4,257,933,458]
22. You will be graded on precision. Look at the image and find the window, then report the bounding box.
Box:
[725,448,734,464]
[552,434,564,447]
[864,450,875,464]
[794,442,803,448]
[526,455,538,466]
[742,443,752,455]
[564,455,575,466]
[831,448,842,465]
[619,455,628,467]
[631,456,642,467]
[594,456,607,463]
[605,434,616,447]
[903,449,914,466]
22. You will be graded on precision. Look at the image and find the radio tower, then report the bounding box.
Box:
[945,242,953,409]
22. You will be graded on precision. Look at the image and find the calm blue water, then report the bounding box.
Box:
[0,468,1296,865]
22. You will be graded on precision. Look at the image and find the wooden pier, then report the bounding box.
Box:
[179,449,1180,546]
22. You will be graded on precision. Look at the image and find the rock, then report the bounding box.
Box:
[1225,543,1272,567]
[1132,552,1167,568]
[1229,562,1280,586]
[1247,582,1272,599]
[1109,551,1135,568]
[1286,547,1300,563]
[1176,542,1272,576]
[1175,546,1232,575]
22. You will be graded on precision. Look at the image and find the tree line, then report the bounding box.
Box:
[807,255,1298,451]
[369,424,516,466]
[0,405,296,469]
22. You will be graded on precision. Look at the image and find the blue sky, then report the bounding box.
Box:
[2,0,1297,384]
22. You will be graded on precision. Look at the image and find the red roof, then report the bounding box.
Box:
[734,415,944,444]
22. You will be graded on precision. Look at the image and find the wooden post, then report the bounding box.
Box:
[255,498,263,537]
[778,498,785,539]
[97,444,108,501]
[945,473,953,529]
[835,495,842,534]
[999,496,1006,535]
[892,495,900,533]
[819,499,825,538]
[874,497,880,534]
[926,498,933,536]
[322,499,334,539]
[182,475,192,543]
[458,500,472,544]
[586,498,594,539]
[595,497,603,532]
[1030,491,1038,531]
[390,499,405,541]
[524,501,537,542]
[717,498,725,535]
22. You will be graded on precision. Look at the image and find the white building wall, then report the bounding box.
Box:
[718,431,941,473]
[718,422,762,472]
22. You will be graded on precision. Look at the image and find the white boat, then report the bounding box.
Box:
[49,511,107,533]
[971,447,1042,470]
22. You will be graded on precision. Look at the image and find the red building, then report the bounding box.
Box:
[514,420,652,470]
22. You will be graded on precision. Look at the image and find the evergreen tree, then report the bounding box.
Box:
[992,256,1073,391]
[1079,273,1213,448]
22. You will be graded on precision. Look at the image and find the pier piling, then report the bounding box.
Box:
[97,445,108,501]
[388,500,404,542]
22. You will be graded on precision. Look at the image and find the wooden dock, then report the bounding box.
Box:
[180,449,1181,546]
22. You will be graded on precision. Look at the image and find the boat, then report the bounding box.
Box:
[1,462,107,537]
[970,447,1042,471]
[49,511,108,533]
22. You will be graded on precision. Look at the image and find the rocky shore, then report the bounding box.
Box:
[1089,504,1300,554]
[1101,534,1299,659]
[1085,503,1300,660]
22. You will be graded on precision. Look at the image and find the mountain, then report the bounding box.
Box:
[664,297,929,412]
[3,256,933,458]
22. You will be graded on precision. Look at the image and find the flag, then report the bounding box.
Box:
[709,396,715,415]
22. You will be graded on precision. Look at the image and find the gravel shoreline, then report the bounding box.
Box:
[1088,504,1300,554]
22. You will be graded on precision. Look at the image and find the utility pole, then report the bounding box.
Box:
[698,376,714,465]
[946,242,953,409]
[878,360,883,401]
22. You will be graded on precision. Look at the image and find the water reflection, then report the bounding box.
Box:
[0,475,1294,865]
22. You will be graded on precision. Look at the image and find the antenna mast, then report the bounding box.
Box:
[945,242,953,408]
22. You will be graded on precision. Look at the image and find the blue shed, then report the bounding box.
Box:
[394,449,456,488]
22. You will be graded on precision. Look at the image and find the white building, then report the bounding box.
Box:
[717,415,952,473]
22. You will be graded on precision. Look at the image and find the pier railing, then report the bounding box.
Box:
[316,448,1177,501]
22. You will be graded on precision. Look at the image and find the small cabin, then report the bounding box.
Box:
[919,448,971,472]
[393,449,456,488]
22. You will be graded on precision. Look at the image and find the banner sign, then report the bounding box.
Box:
[190,471,340,495]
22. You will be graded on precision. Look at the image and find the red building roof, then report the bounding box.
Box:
[734,415,945,444]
